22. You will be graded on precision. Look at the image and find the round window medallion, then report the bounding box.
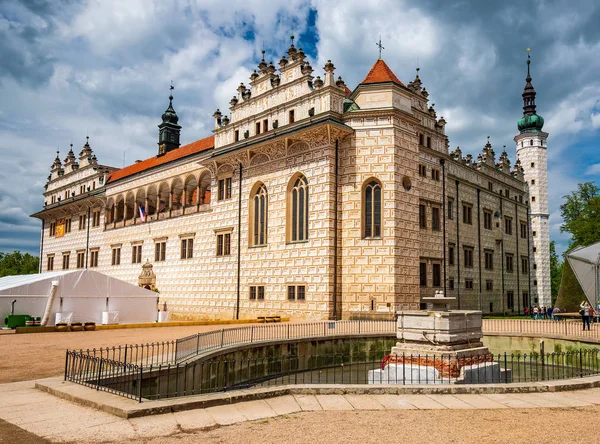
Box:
[403,176,412,191]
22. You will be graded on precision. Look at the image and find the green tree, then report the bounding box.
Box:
[560,182,600,249]
[549,241,563,306]
[0,251,39,277]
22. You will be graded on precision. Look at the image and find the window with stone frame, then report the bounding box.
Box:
[92,210,101,227]
[447,199,453,220]
[218,177,232,201]
[181,238,193,259]
[506,253,514,273]
[449,278,455,290]
[485,280,493,291]
[505,217,513,235]
[520,221,528,239]
[521,256,529,274]
[507,291,515,310]
[255,121,261,136]
[62,253,70,270]
[522,291,529,308]
[65,217,72,233]
[216,232,231,256]
[155,241,167,261]
[249,286,265,300]
[463,246,474,268]
[132,245,142,264]
[432,263,441,287]
[111,247,121,266]
[49,221,56,237]
[465,279,473,290]
[78,214,86,230]
[431,168,440,181]
[287,285,306,301]
[47,255,54,271]
[462,204,472,225]
[76,251,85,269]
[483,210,493,230]
[262,119,268,133]
[419,164,427,177]
[431,206,440,231]
[289,175,309,242]
[90,249,99,268]
[484,249,494,270]
[250,183,268,246]
[289,109,295,124]
[448,244,455,266]
[427,136,431,148]
[419,204,427,229]
[420,262,427,287]
[364,179,382,238]
[419,133,424,146]
[488,181,493,192]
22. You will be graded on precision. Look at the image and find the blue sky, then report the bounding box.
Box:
[0,0,599,257]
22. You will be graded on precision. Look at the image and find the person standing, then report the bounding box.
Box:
[533,306,539,320]
[548,306,554,320]
[580,301,592,331]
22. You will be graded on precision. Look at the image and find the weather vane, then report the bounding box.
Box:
[170,80,174,92]
[376,36,384,59]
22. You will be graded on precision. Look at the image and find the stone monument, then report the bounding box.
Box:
[369,291,511,384]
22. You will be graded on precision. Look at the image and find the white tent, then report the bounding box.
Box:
[567,242,600,309]
[0,270,159,326]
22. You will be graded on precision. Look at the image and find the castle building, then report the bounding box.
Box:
[32,42,547,320]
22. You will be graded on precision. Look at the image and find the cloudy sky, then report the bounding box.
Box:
[1,0,599,257]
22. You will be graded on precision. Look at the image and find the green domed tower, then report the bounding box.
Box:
[517,53,544,133]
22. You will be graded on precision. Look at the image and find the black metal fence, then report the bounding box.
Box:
[174,320,397,362]
[483,319,600,338]
[65,348,600,402]
[70,340,178,368]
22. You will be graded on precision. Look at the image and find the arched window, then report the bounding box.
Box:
[289,175,309,241]
[364,179,382,238]
[250,183,268,246]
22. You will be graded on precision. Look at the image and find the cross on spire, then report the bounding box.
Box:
[376,35,384,59]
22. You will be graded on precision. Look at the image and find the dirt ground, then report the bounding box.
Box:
[0,324,241,383]
[127,407,600,444]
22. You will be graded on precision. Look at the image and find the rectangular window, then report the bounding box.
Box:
[486,280,493,291]
[449,278,455,290]
[287,286,295,300]
[92,210,101,227]
[218,177,232,200]
[250,286,265,300]
[505,217,512,235]
[522,292,529,308]
[132,245,142,264]
[263,119,268,133]
[430,169,440,181]
[90,250,99,268]
[484,250,494,270]
[419,165,426,177]
[65,218,72,234]
[483,210,492,230]
[181,238,193,259]
[505,189,510,199]
[289,109,295,124]
[432,263,441,287]
[155,242,166,262]
[520,221,527,239]
[426,136,431,148]
[464,247,474,268]
[534,280,538,286]
[216,233,231,256]
[78,214,86,231]
[76,251,85,269]
[49,222,56,237]
[507,291,514,310]
[506,254,514,273]
[419,134,424,145]
[255,121,261,135]
[62,253,70,270]
[449,245,455,266]
[111,247,121,266]
[521,256,529,274]
[465,279,473,290]
[234,130,239,142]
[47,255,54,271]
[419,204,427,229]
[532,230,537,237]
[531,196,536,202]
[447,199,453,220]
[420,262,427,287]
[533,246,537,253]
[462,204,472,224]
[297,285,306,301]
[488,181,493,192]
[431,207,440,231]
[531,162,535,168]
[531,179,535,185]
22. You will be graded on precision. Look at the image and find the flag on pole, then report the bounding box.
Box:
[139,206,147,223]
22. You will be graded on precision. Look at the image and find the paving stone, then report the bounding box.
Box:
[371,395,417,409]
[315,395,354,411]
[527,392,591,407]
[452,394,508,409]
[205,404,247,425]
[401,395,447,409]
[265,395,302,415]
[559,390,600,405]
[484,394,538,408]
[173,409,217,430]
[129,412,179,438]
[510,393,568,408]
[426,395,474,409]
[293,395,323,411]
[344,395,385,410]
[235,400,278,421]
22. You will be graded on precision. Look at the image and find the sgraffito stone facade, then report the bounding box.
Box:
[32,45,547,320]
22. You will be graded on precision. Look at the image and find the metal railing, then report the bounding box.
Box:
[71,340,178,367]
[174,320,396,362]
[483,318,600,339]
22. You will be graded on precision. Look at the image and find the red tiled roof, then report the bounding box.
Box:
[107,135,214,183]
[360,59,405,87]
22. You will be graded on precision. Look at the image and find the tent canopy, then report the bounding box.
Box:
[1,270,159,325]
[567,242,600,308]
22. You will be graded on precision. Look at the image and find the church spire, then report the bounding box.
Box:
[517,49,544,133]
[158,82,181,156]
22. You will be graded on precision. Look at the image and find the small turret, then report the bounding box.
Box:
[158,83,181,156]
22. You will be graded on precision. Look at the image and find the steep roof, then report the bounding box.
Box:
[360,59,405,87]
[107,135,214,183]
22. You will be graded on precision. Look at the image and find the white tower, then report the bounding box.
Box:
[514,52,550,306]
